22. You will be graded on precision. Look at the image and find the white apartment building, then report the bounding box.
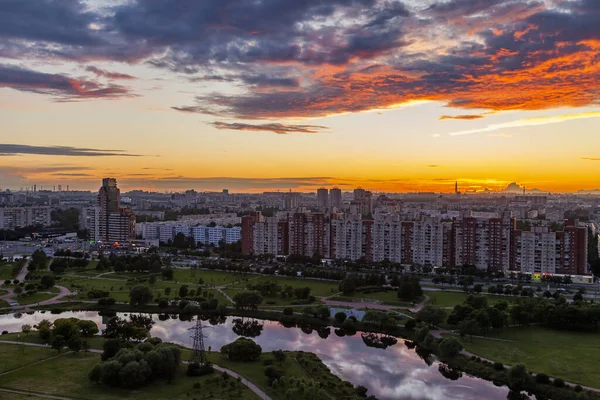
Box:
[412,217,448,267]
[137,221,240,247]
[0,206,52,230]
[330,214,363,261]
[371,214,402,263]
[252,217,282,255]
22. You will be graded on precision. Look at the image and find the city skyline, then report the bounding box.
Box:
[1,0,599,193]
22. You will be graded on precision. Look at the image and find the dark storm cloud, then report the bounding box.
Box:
[0,64,134,100]
[0,0,599,117]
[210,122,328,134]
[0,144,139,157]
[0,0,101,46]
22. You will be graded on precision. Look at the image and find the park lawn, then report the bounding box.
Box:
[0,352,258,400]
[268,277,340,297]
[0,263,16,280]
[0,343,58,373]
[425,291,513,308]
[69,278,129,292]
[16,292,56,306]
[172,269,253,287]
[205,351,309,399]
[0,299,9,308]
[455,326,600,388]
[202,350,360,400]
[0,289,7,295]
[346,291,415,306]
[0,333,106,350]
[223,288,322,307]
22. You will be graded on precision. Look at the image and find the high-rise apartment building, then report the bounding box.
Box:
[453,211,514,271]
[98,178,135,243]
[329,187,342,209]
[317,188,329,209]
[511,220,588,275]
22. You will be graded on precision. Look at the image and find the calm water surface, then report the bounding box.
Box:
[0,311,509,400]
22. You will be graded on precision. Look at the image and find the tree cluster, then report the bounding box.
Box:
[90,342,181,388]
[232,291,263,310]
[396,275,423,302]
[220,338,262,361]
[103,315,155,342]
[50,257,89,274]
[446,295,508,337]
[35,318,97,353]
[96,253,164,273]
[28,250,49,271]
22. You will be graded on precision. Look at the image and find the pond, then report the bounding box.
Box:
[0,311,509,400]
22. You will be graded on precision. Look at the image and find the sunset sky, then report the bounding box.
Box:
[1,0,599,193]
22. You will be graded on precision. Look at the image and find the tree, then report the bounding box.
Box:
[416,305,446,327]
[232,291,263,310]
[397,276,422,302]
[508,364,530,391]
[89,363,103,384]
[78,320,99,336]
[21,324,32,335]
[102,338,122,361]
[82,340,90,357]
[179,285,189,298]
[52,334,66,353]
[129,285,153,306]
[439,337,463,358]
[14,286,22,297]
[37,319,52,341]
[334,311,347,323]
[68,335,82,353]
[273,349,286,364]
[220,338,262,361]
[339,275,357,295]
[40,275,55,289]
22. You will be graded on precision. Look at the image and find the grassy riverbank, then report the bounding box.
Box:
[453,326,600,388]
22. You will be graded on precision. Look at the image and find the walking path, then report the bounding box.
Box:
[0,388,76,400]
[15,257,32,282]
[212,365,272,400]
[0,340,272,400]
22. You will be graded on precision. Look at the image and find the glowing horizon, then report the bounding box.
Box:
[1,0,599,194]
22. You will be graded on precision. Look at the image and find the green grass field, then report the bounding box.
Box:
[0,300,9,308]
[455,326,600,388]
[267,277,340,297]
[0,351,258,400]
[425,290,513,308]
[0,343,58,373]
[0,263,17,280]
[0,333,106,349]
[16,292,56,306]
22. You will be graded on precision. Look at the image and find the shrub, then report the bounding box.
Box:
[187,362,214,377]
[493,362,504,371]
[575,385,583,392]
[535,373,550,385]
[283,307,294,315]
[334,312,347,323]
[553,378,565,388]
